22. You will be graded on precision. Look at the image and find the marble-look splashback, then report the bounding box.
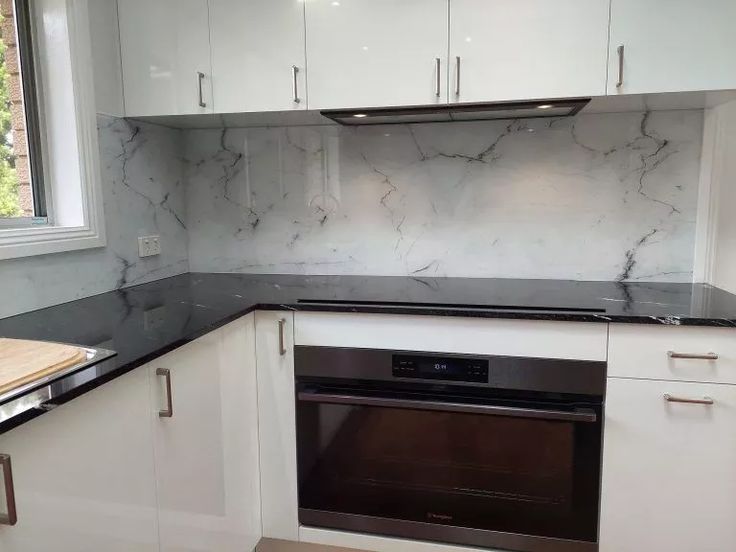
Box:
[185,110,703,281]
[0,115,188,318]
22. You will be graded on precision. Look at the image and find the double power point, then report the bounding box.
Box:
[138,235,161,258]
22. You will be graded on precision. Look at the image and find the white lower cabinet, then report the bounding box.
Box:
[0,315,262,552]
[0,369,160,552]
[255,311,299,541]
[149,314,262,551]
[600,377,736,551]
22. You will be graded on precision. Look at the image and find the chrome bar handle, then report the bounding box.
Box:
[0,454,17,526]
[278,319,287,356]
[197,71,206,108]
[435,57,441,97]
[454,56,461,97]
[616,45,624,88]
[664,394,714,406]
[156,368,173,418]
[298,391,597,423]
[292,66,301,104]
[668,351,719,360]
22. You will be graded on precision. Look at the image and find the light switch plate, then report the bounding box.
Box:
[138,235,161,258]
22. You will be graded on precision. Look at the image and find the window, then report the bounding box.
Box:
[0,0,106,260]
[0,0,45,227]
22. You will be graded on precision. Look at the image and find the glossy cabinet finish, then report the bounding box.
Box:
[450,0,609,103]
[118,0,213,116]
[210,0,306,113]
[255,311,299,540]
[0,369,159,552]
[295,312,608,361]
[149,315,261,551]
[609,324,736,384]
[305,0,449,110]
[608,0,736,94]
[600,378,736,551]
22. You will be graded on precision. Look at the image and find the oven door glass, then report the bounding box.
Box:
[296,384,601,546]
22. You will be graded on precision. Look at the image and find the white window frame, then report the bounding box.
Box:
[0,0,105,260]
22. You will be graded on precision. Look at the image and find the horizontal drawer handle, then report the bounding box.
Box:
[664,394,714,405]
[667,351,719,360]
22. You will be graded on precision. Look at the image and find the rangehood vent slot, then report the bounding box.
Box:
[321,98,590,126]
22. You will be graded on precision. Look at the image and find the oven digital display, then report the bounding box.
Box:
[392,354,489,383]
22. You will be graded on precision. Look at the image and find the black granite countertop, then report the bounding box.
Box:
[2,272,736,433]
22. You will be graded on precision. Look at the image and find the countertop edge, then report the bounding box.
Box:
[2,301,736,435]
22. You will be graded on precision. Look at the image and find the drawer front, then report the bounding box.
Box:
[609,324,736,383]
[295,312,608,361]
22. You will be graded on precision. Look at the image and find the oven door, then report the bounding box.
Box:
[296,384,602,552]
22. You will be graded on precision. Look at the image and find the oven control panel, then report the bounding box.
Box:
[392,354,489,383]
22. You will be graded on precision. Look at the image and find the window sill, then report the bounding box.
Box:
[0,224,106,261]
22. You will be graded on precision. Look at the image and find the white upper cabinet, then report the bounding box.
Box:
[609,0,736,95]
[0,369,159,552]
[118,0,213,116]
[210,0,307,113]
[149,315,261,551]
[449,0,609,104]
[600,378,736,551]
[305,0,449,110]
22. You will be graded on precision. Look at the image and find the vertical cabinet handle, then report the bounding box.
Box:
[0,454,17,526]
[616,45,625,88]
[292,66,301,104]
[454,56,461,97]
[435,57,441,97]
[197,71,206,108]
[156,368,173,418]
[278,318,287,356]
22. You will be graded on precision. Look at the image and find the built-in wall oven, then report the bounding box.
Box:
[295,347,606,552]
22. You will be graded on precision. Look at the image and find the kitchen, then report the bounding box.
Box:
[0,1,735,551]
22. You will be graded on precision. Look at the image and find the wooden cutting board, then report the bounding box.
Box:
[0,338,88,395]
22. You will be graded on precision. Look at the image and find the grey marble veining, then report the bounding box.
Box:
[184,110,703,282]
[0,115,188,318]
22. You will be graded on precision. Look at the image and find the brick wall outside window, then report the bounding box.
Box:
[1,0,32,217]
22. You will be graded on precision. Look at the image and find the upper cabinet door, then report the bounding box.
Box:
[149,316,261,551]
[306,0,449,110]
[609,0,736,95]
[118,0,213,116]
[210,0,307,113]
[450,0,609,104]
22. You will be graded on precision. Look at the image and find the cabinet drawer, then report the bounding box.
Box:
[295,312,608,361]
[609,324,736,383]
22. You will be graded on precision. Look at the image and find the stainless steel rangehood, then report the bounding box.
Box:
[321,98,590,126]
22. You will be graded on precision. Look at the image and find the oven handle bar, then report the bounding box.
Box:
[297,391,597,423]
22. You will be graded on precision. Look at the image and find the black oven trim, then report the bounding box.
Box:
[300,509,598,552]
[295,346,606,396]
